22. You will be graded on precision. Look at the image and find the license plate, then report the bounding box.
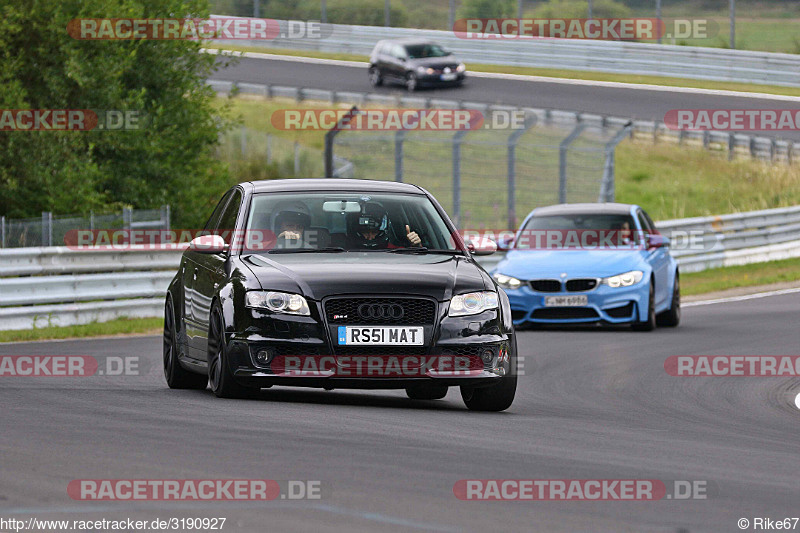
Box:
[441,73,457,81]
[337,326,424,345]
[544,295,588,307]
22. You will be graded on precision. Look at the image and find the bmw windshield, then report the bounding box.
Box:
[243,192,462,253]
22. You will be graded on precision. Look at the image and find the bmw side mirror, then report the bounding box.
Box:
[189,234,229,254]
[647,234,669,248]
[467,237,497,256]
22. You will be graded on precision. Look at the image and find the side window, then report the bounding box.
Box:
[203,190,234,233]
[392,45,406,59]
[216,189,243,245]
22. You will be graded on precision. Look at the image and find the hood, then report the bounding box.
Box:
[493,249,649,280]
[243,252,487,301]
[407,57,460,69]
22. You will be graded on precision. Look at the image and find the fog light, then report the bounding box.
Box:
[481,348,495,364]
[255,348,275,365]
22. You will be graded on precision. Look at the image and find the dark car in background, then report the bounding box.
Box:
[164,179,516,411]
[369,39,466,91]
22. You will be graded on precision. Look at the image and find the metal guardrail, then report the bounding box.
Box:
[212,18,800,88]
[208,78,800,164]
[1,206,798,330]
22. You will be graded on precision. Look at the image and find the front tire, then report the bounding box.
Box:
[632,283,656,331]
[368,66,383,87]
[208,306,254,399]
[405,72,418,92]
[163,298,207,390]
[656,274,681,327]
[460,338,517,412]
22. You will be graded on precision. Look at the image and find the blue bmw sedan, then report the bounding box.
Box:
[490,203,680,331]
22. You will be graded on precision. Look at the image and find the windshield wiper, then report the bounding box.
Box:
[388,247,462,254]
[267,247,347,254]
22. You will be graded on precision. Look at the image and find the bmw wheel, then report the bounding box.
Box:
[632,283,657,331]
[657,274,681,327]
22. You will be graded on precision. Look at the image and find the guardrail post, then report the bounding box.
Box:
[507,116,536,229]
[452,129,469,226]
[1,215,5,249]
[293,141,300,176]
[394,130,405,182]
[599,121,633,203]
[559,123,587,204]
[123,207,132,231]
[789,143,794,165]
[728,133,735,161]
[42,212,52,247]
[749,136,756,158]
[240,125,247,157]
[325,106,359,178]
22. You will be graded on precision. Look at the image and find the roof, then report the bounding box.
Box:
[247,179,425,195]
[532,203,636,216]
[376,38,439,45]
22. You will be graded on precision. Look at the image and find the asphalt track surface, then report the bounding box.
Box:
[1,291,799,532]
[212,54,800,141]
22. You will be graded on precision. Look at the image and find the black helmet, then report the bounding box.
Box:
[348,202,389,248]
[272,201,311,232]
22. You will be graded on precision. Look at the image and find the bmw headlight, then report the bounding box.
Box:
[245,291,311,316]
[602,270,644,288]
[492,273,522,290]
[456,63,466,72]
[449,291,499,317]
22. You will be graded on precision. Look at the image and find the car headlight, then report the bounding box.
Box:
[416,66,434,75]
[492,273,522,290]
[245,291,311,316]
[448,291,499,317]
[602,270,644,288]
[456,63,466,72]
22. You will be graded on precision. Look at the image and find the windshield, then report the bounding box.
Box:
[516,213,642,249]
[244,191,460,253]
[404,44,450,59]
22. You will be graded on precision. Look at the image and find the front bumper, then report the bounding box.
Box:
[417,72,466,85]
[504,281,649,325]
[223,302,512,389]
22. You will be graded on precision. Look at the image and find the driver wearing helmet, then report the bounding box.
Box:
[272,201,312,248]
[346,202,421,249]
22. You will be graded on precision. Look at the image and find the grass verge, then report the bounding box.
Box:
[0,317,163,344]
[206,44,800,97]
[681,257,800,296]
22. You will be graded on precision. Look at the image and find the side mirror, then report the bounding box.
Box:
[496,235,515,251]
[189,234,228,254]
[467,237,497,256]
[647,234,669,248]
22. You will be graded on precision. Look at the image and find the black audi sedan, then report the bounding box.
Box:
[368,39,466,91]
[163,179,516,411]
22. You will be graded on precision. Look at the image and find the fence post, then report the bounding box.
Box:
[728,133,735,161]
[394,130,405,182]
[42,211,53,247]
[266,134,272,164]
[1,215,5,248]
[123,207,132,231]
[294,141,300,176]
[165,205,171,232]
[507,116,536,229]
[240,125,247,157]
[452,129,469,227]
[559,123,587,204]
[90,211,94,232]
[324,106,359,178]
[598,121,633,203]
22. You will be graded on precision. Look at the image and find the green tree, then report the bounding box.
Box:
[0,0,235,228]
[459,0,516,19]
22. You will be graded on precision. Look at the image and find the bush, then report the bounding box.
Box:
[459,0,516,19]
[531,0,632,19]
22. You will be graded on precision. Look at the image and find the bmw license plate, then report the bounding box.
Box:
[441,73,457,81]
[338,326,424,345]
[544,295,588,307]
